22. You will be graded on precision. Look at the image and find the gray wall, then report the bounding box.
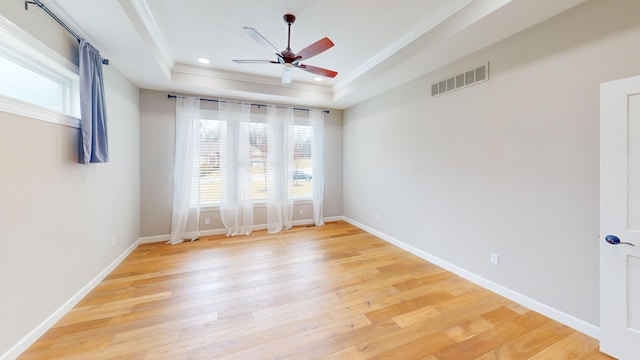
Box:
[0,2,141,356]
[343,0,640,327]
[140,89,343,237]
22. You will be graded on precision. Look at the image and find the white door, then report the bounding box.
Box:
[600,75,640,359]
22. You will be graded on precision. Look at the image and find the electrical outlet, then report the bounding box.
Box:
[111,236,116,247]
[299,209,303,216]
[490,253,499,265]
[204,217,210,225]
[375,213,379,221]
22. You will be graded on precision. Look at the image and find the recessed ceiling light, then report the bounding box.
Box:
[314,77,323,82]
[197,57,210,64]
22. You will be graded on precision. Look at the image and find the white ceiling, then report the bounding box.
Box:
[48,0,587,109]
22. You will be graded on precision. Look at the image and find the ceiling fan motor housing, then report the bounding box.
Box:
[283,14,296,25]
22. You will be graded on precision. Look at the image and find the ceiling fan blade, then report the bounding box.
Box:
[282,67,292,84]
[243,27,280,55]
[295,63,338,78]
[233,59,279,64]
[295,37,334,61]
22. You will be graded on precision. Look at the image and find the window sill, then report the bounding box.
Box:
[199,198,313,212]
[0,95,80,128]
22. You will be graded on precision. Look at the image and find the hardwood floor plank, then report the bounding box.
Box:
[438,311,552,360]
[391,304,441,328]
[364,291,455,324]
[215,314,373,360]
[18,222,610,359]
[527,331,601,360]
[368,331,457,360]
[492,320,575,359]
[443,316,496,342]
[480,306,521,325]
[275,320,401,360]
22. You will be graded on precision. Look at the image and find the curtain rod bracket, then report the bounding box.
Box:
[25,1,36,11]
[25,0,110,65]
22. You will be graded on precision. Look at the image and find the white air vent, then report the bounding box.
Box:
[431,63,489,97]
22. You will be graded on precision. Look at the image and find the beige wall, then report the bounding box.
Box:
[0,2,141,357]
[140,89,343,238]
[343,0,640,327]
[6,0,635,355]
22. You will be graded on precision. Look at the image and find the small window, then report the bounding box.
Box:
[0,15,80,126]
[0,54,66,113]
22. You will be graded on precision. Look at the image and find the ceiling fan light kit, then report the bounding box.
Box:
[233,13,338,84]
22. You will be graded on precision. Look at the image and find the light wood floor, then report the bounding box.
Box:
[20,221,613,359]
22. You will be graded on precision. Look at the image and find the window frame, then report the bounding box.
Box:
[0,15,80,128]
[197,109,315,210]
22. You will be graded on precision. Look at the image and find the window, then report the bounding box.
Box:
[246,122,270,200]
[199,119,225,205]
[291,124,313,199]
[196,113,314,206]
[0,15,80,126]
[0,54,66,112]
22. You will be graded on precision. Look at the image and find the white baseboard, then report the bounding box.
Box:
[1,239,141,360]
[342,216,601,340]
[323,216,345,223]
[138,234,170,244]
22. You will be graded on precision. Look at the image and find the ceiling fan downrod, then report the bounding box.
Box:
[283,14,295,58]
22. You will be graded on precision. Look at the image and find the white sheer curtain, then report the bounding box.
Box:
[219,101,254,236]
[310,109,325,226]
[267,106,294,233]
[169,96,200,245]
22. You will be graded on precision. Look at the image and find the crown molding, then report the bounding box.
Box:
[118,0,174,79]
[171,63,333,105]
[333,0,475,92]
[172,63,332,93]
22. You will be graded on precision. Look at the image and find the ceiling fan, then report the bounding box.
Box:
[233,14,338,84]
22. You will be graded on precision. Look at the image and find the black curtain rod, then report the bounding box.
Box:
[167,94,330,114]
[25,0,109,65]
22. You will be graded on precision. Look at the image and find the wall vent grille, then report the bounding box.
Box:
[431,62,489,97]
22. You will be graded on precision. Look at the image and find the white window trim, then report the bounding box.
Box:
[0,15,80,128]
[200,109,314,125]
